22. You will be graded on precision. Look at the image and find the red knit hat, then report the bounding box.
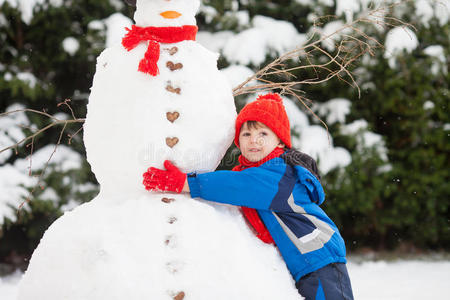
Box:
[234,93,292,148]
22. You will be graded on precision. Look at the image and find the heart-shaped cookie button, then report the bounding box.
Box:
[166,84,181,95]
[166,111,180,123]
[166,137,179,148]
[166,61,183,71]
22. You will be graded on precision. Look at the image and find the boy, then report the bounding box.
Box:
[143,93,354,300]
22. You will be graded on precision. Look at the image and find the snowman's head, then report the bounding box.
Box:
[134,0,201,27]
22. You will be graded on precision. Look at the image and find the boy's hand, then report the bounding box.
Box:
[143,160,187,193]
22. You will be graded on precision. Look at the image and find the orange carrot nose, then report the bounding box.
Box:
[160,11,182,19]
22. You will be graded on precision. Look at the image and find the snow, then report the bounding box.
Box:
[198,4,218,23]
[415,0,435,26]
[17,193,300,300]
[0,164,33,221]
[416,0,450,26]
[224,10,250,27]
[341,119,388,161]
[62,37,79,56]
[87,13,133,48]
[294,0,315,5]
[0,12,7,26]
[424,45,447,75]
[1,71,37,88]
[108,0,124,11]
[314,98,351,124]
[234,10,250,26]
[221,16,307,65]
[13,144,82,174]
[87,20,104,31]
[103,13,133,48]
[336,0,360,23]
[0,143,83,222]
[0,104,29,164]
[38,187,58,203]
[318,0,333,6]
[282,97,352,174]
[348,259,450,299]
[5,259,449,300]
[434,0,450,26]
[320,20,348,52]
[197,30,234,53]
[423,100,435,110]
[220,64,255,89]
[384,26,419,68]
[297,125,352,174]
[0,271,22,300]
[0,0,63,24]
[16,72,37,88]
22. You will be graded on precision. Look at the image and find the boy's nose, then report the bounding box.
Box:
[250,136,264,145]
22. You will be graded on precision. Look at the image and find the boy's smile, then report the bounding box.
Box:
[239,122,284,162]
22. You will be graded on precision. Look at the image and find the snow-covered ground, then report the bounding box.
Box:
[1,258,449,300]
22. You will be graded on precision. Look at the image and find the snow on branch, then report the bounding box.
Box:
[0,99,84,210]
[232,1,415,114]
[0,100,85,157]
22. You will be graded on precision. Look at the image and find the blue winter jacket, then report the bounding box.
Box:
[187,149,347,281]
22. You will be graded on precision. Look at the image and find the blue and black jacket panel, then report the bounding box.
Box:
[187,149,347,281]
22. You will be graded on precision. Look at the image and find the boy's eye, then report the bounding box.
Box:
[259,131,268,136]
[242,132,250,136]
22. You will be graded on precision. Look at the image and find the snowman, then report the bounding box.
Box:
[83,0,237,194]
[17,1,300,299]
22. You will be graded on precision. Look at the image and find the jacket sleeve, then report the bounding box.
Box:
[187,164,286,210]
[293,165,325,205]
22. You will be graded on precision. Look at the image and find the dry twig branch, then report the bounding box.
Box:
[0,115,84,156]
[1,1,412,206]
[232,1,413,123]
[0,100,84,210]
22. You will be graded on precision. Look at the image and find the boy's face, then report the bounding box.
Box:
[239,122,284,162]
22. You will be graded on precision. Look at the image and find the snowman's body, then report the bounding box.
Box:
[84,39,235,193]
[17,1,301,299]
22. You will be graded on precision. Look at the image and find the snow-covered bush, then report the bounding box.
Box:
[0,0,448,273]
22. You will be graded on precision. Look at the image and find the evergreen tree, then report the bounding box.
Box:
[0,0,448,273]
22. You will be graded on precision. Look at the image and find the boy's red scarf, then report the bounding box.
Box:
[122,25,198,76]
[232,147,285,244]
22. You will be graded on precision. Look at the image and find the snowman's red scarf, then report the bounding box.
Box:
[232,147,285,244]
[122,25,198,76]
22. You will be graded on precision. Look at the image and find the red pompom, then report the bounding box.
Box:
[256,93,283,103]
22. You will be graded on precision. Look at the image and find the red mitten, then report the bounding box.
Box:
[143,160,187,193]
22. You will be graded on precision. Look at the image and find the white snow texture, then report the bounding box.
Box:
[17,0,300,299]
[18,193,300,300]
